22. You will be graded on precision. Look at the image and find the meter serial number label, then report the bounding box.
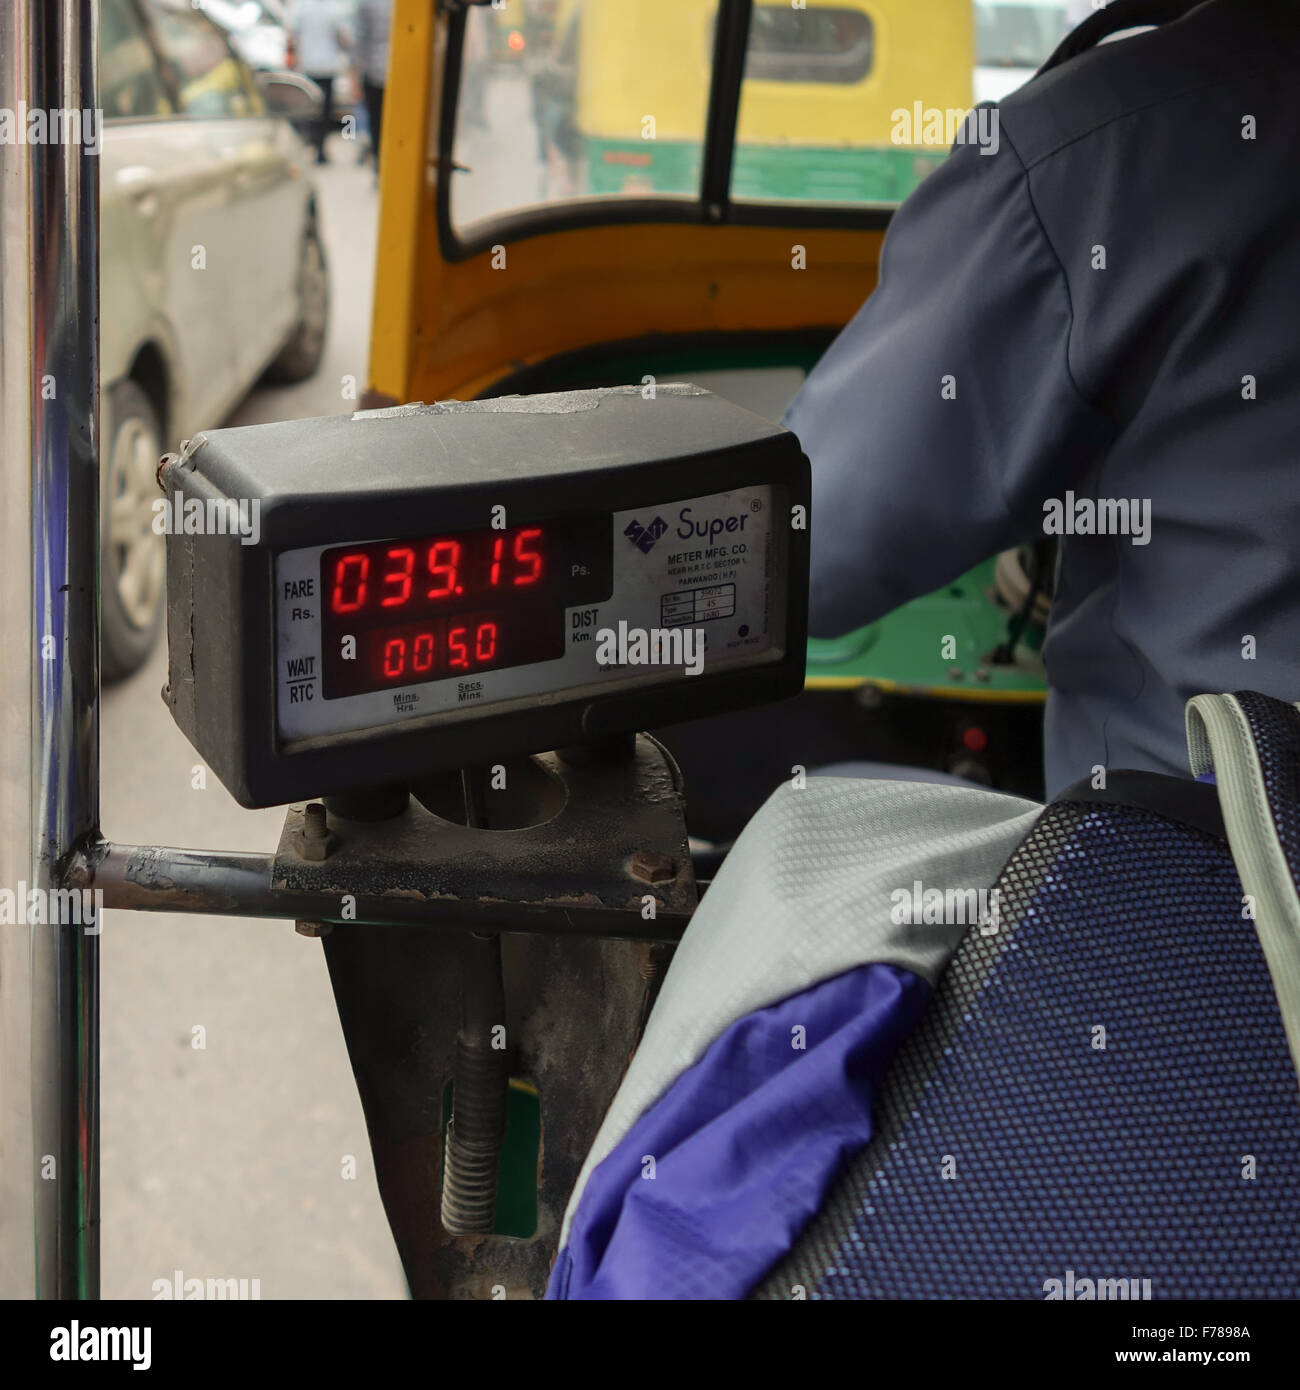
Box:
[274,485,780,743]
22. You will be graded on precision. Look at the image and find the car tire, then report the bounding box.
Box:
[263,221,329,384]
[101,379,166,683]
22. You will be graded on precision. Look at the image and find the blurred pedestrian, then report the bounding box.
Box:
[352,87,370,165]
[462,8,491,132]
[287,0,354,164]
[355,0,392,173]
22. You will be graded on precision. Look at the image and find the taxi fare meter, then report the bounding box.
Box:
[162,385,811,808]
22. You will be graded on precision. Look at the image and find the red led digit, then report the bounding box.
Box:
[489,535,505,588]
[382,638,405,679]
[512,528,544,586]
[448,626,469,669]
[427,540,461,598]
[413,631,435,672]
[331,553,370,613]
[474,622,498,663]
[380,547,416,607]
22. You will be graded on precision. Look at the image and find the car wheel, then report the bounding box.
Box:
[263,221,329,384]
[101,379,166,682]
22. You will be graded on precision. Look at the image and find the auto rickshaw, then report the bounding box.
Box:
[7,0,1300,1322]
[1,0,1047,1302]
[532,0,972,203]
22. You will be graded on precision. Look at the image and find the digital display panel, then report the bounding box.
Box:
[320,519,609,699]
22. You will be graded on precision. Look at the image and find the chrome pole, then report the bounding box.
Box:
[0,0,101,1298]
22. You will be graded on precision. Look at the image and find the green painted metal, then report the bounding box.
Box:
[582,137,700,196]
[580,137,944,203]
[731,143,946,204]
[807,556,1046,700]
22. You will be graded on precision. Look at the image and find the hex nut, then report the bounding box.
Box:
[630,849,675,884]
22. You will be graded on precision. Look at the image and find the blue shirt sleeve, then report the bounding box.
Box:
[784,121,1116,639]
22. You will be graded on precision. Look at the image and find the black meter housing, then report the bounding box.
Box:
[163,385,810,807]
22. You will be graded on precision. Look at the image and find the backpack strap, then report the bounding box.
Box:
[1187,692,1300,1084]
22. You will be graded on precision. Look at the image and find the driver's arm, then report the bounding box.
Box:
[784,117,1117,639]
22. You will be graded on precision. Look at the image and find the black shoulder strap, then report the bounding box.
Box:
[1040,0,1210,73]
[1050,768,1226,841]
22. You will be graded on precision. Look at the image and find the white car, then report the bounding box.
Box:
[197,0,291,71]
[100,0,329,678]
[204,0,363,120]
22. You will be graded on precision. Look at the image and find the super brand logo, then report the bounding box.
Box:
[624,516,669,554]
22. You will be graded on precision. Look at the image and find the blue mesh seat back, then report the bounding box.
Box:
[756,781,1300,1299]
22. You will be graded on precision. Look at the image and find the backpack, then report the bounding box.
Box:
[548,693,1300,1300]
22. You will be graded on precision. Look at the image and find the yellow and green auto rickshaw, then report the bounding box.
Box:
[531,0,973,204]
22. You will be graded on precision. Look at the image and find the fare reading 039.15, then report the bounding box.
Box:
[319,524,567,699]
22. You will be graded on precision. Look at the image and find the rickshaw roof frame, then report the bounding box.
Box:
[437,0,895,267]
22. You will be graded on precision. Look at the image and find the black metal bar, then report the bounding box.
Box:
[460,765,490,830]
[699,0,753,221]
[77,840,689,943]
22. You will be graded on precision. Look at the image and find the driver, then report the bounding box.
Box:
[785,0,1300,798]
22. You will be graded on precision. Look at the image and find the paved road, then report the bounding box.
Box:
[100,69,566,1300]
[101,137,407,1300]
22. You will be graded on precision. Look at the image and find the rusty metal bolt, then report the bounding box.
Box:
[630,849,675,884]
[639,944,671,983]
[296,802,335,861]
[156,451,181,492]
[295,921,333,938]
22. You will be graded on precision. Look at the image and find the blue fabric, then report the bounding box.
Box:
[777,801,1300,1299]
[548,964,931,1300]
[784,0,1300,798]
